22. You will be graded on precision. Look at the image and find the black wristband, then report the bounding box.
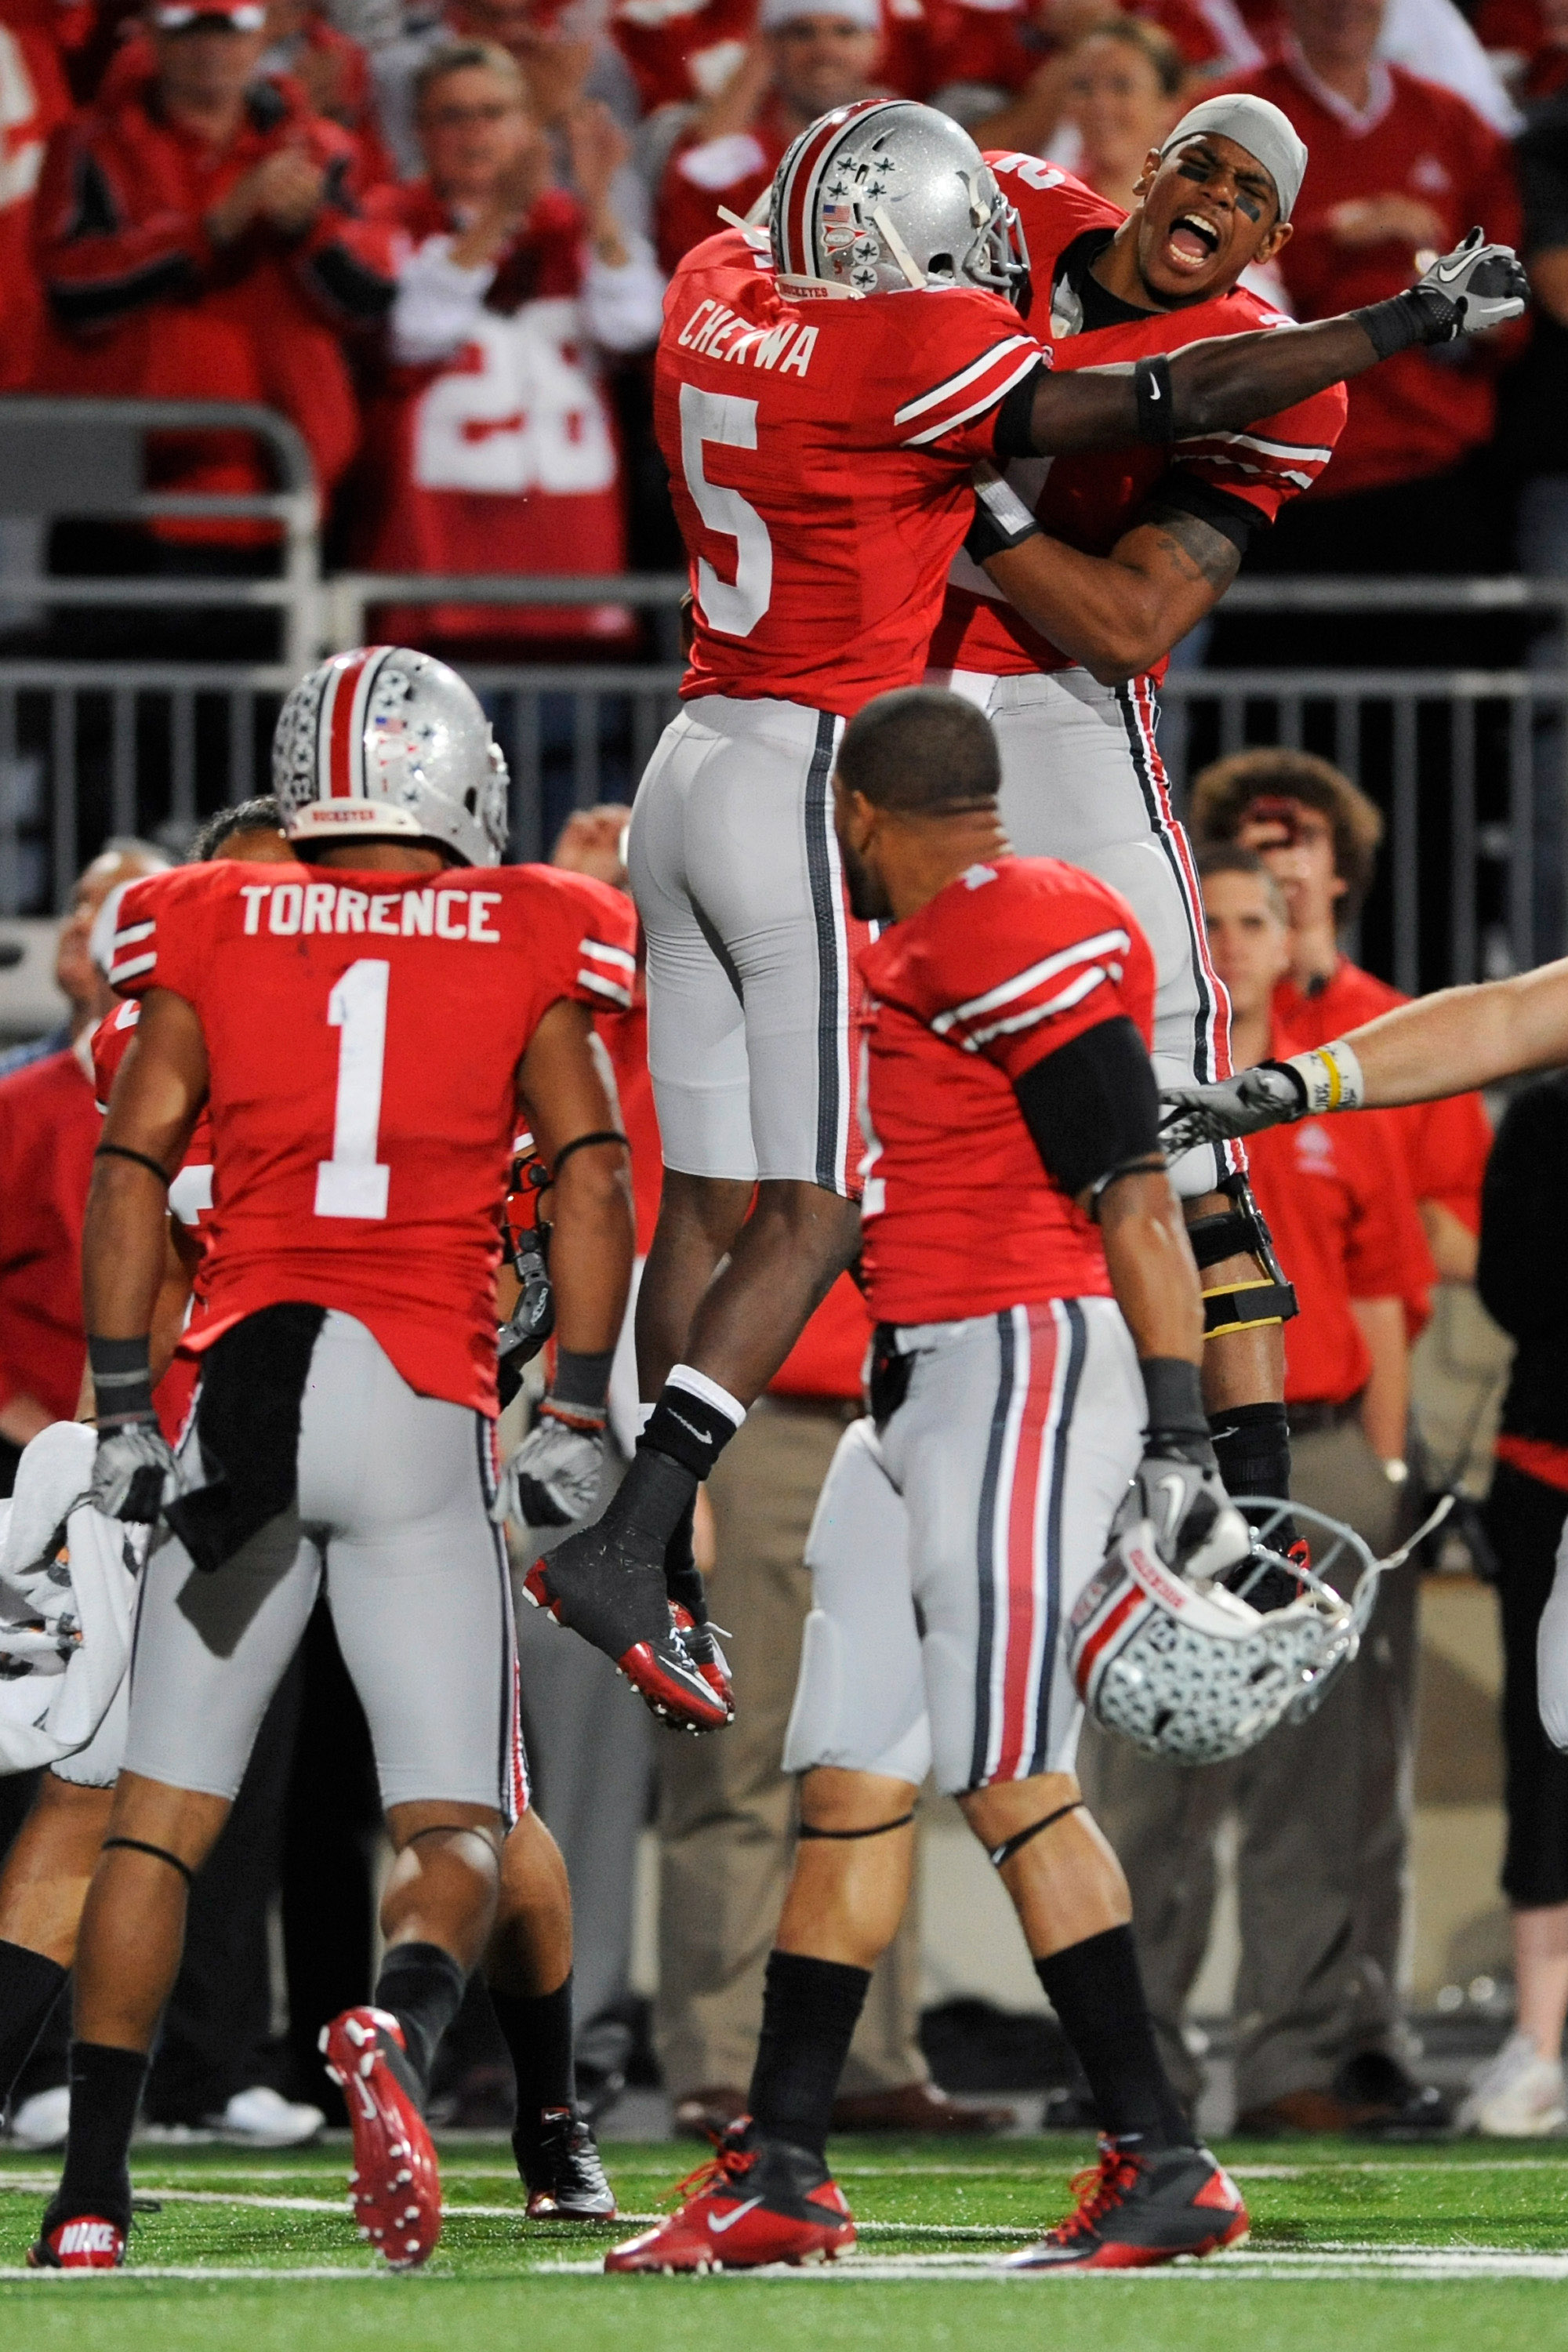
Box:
[1352,285,1458,361]
[1140,1355,1207,1442]
[964,473,1044,565]
[87,1333,154,1425]
[1134,354,1175,445]
[551,1345,615,1413]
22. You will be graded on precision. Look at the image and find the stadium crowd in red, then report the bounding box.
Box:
[0,0,1562,655]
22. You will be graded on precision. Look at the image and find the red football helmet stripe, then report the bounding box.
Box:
[1071,1581,1143,1699]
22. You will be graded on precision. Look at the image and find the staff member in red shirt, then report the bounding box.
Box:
[1080,844,1446,2136]
[1192,746,1490,1288]
[1217,0,1523,586]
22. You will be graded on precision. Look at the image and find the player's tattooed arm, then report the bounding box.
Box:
[968,468,1242,684]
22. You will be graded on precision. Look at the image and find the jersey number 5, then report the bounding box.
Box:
[678,383,772,637]
[316,959,391,1220]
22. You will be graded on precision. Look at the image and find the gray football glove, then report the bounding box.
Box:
[491,1403,606,1532]
[1113,1444,1253,1584]
[89,1420,176,1525]
[1417,227,1530,341]
[1159,1062,1309,1160]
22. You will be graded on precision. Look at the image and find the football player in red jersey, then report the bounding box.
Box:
[29,648,641,2271]
[535,93,1525,1719]
[610,689,1254,2274]
[931,93,1348,1553]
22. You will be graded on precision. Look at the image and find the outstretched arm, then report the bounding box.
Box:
[1018,232,1526,459]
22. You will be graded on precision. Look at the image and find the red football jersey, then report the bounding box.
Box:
[656,227,1046,720]
[858,855,1156,1323]
[930,159,1347,680]
[107,860,637,1414]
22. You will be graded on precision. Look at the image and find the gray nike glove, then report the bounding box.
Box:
[1160,1062,1309,1158]
[492,1401,607,1531]
[89,1419,176,1524]
[1113,1443,1253,1584]
[1356,227,1529,358]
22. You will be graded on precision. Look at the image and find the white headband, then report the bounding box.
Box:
[1159,93,1308,221]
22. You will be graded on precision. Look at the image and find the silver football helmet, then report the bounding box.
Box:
[1068,1497,1451,1767]
[272,646,510,869]
[769,99,1029,303]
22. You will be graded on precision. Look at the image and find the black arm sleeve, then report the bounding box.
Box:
[1138,470,1266,558]
[1011,1017,1160,1200]
[992,362,1050,459]
[1515,99,1568,252]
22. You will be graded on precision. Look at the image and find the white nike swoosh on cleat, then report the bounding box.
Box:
[708,2198,764,2234]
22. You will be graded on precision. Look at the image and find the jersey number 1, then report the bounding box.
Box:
[678,383,772,637]
[315,959,391,1220]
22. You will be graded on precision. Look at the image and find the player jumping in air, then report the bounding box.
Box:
[531,96,1526,1723]
[935,93,1345,1530]
[30,649,637,2270]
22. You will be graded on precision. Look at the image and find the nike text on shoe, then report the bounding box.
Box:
[320,2005,441,2269]
[29,2215,126,2270]
[604,2119,855,2271]
[1005,2139,1249,2271]
[517,2106,618,2219]
[523,1523,731,1733]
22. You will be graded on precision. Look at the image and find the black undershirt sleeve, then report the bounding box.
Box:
[1138,470,1266,557]
[1011,1017,1161,1200]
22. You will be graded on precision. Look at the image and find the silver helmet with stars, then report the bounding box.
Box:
[271,645,509,868]
[769,98,1028,303]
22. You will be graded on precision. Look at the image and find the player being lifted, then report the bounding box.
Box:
[935,93,1346,1530]
[611,689,1254,2274]
[30,649,638,2270]
[529,96,1526,1721]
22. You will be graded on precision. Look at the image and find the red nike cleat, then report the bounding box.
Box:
[28,2215,125,2269]
[1005,2139,1249,2271]
[523,1534,730,1733]
[605,2119,855,2272]
[321,2005,441,2270]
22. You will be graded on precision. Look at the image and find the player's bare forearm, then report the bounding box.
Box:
[1027,318,1375,456]
[979,509,1240,684]
[85,988,209,1344]
[517,997,635,1356]
[1341,960,1568,1102]
[1093,1170,1204,1365]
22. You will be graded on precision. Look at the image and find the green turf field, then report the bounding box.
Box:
[5,2134,1568,2350]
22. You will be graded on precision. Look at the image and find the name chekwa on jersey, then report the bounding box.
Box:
[656,226,1047,719]
[858,855,1156,1324]
[931,158,1347,680]
[107,859,637,1414]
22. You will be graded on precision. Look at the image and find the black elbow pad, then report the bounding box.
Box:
[1012,1018,1161,1200]
[992,362,1049,459]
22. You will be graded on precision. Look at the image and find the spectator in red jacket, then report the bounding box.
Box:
[32,0,397,535]
[1216,0,1524,579]
[351,38,662,650]
[0,0,75,390]
[655,0,883,274]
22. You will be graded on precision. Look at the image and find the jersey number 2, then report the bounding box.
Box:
[678,383,772,637]
[315,960,391,1220]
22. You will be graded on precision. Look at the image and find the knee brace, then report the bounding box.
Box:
[1185,1174,1298,1341]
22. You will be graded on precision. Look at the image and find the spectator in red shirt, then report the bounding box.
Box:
[654,0,883,274]
[0,837,172,1494]
[1218,0,1525,583]
[32,0,397,537]
[1191,746,1490,1287]
[1081,845,1446,2137]
[351,39,661,653]
[0,0,74,391]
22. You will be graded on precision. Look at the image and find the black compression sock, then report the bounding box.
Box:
[47,2042,147,2234]
[748,1951,870,2162]
[1208,1401,1291,1513]
[491,1974,575,2132]
[375,1942,467,2099]
[1035,1926,1192,2151]
[603,1443,700,1553]
[0,1940,67,2111]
